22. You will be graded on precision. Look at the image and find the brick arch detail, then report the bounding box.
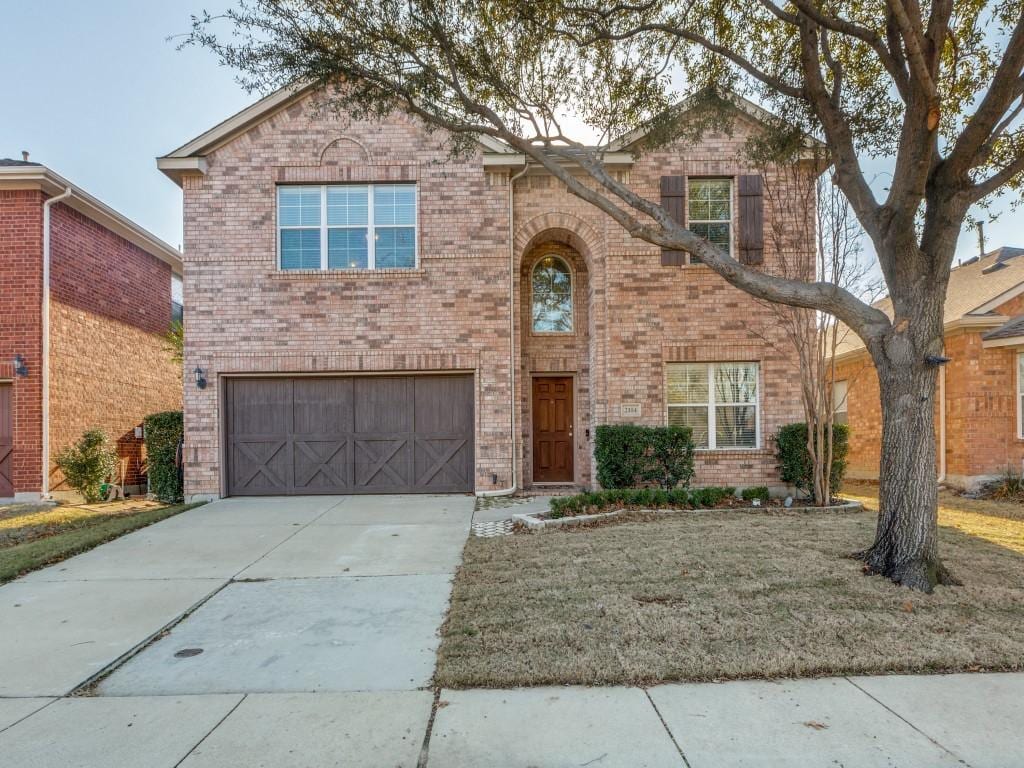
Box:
[514,212,604,273]
[318,136,373,166]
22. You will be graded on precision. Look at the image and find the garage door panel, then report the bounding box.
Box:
[230,379,291,437]
[414,437,472,491]
[293,439,351,491]
[414,376,474,435]
[231,440,290,494]
[293,378,354,435]
[354,377,414,433]
[226,375,473,495]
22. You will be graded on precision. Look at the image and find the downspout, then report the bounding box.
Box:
[937,364,946,484]
[41,186,73,498]
[477,162,530,498]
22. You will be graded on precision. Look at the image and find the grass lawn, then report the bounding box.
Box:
[436,499,1024,688]
[0,500,198,584]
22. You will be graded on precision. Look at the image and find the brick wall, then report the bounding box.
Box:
[0,190,44,495]
[835,322,1024,490]
[180,91,809,497]
[47,202,183,491]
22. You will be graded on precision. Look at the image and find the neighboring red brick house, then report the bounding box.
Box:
[833,246,1024,491]
[0,158,183,501]
[158,85,816,499]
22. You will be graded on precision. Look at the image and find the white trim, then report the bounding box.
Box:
[982,335,1024,349]
[482,151,634,168]
[276,183,419,271]
[684,176,735,265]
[1017,352,1023,440]
[530,254,574,333]
[970,282,1024,315]
[666,361,761,450]
[0,166,182,272]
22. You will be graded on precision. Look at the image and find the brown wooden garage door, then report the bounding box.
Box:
[225,375,474,495]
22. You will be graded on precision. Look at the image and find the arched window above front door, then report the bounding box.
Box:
[532,255,573,333]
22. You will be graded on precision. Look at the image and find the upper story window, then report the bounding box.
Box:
[277,184,417,271]
[667,362,759,449]
[832,380,849,425]
[688,178,732,260]
[171,273,183,326]
[531,255,573,333]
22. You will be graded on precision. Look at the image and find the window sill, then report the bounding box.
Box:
[694,447,770,456]
[268,268,426,279]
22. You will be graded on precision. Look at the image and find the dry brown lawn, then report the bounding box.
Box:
[436,506,1024,688]
[0,499,168,548]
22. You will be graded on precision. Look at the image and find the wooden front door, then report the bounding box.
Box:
[0,384,12,498]
[532,377,574,483]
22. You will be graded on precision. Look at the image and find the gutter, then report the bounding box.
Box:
[476,162,530,498]
[41,186,73,497]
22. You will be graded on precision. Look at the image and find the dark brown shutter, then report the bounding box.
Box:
[660,175,686,266]
[738,174,764,265]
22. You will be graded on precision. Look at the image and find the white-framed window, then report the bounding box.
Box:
[687,178,733,262]
[832,380,849,425]
[277,183,417,271]
[667,362,759,449]
[1017,353,1024,439]
[531,255,573,333]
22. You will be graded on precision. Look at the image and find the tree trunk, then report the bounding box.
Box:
[855,285,960,592]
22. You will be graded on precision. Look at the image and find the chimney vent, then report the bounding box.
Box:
[21,151,29,162]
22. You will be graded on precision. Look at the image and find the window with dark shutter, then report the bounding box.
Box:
[737,174,764,265]
[660,175,686,266]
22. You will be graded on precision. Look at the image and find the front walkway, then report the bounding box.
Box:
[0,494,1021,766]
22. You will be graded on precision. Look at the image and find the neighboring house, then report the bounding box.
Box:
[833,245,1024,491]
[0,158,183,501]
[157,84,816,499]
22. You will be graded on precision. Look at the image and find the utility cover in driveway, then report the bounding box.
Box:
[225,375,474,495]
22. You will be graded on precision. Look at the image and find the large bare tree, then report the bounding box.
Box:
[185,0,1024,591]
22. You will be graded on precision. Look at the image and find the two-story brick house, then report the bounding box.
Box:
[158,84,812,499]
[1,158,183,501]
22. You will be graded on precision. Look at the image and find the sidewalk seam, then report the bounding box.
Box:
[644,688,693,768]
[416,687,443,768]
[843,677,974,767]
[172,693,247,768]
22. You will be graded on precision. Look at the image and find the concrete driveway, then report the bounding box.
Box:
[2,495,472,697]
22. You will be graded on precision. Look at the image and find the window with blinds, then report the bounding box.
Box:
[667,362,759,449]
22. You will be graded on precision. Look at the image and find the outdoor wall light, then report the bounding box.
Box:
[12,354,28,377]
[194,367,208,390]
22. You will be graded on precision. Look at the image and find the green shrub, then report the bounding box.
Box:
[741,486,770,503]
[690,486,736,508]
[144,411,184,503]
[774,422,850,497]
[594,425,695,489]
[667,488,690,506]
[55,429,117,503]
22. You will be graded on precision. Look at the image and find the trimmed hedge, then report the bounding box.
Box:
[774,422,850,497]
[594,425,695,489]
[548,486,737,518]
[741,486,770,503]
[144,411,184,503]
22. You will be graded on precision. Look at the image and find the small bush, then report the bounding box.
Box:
[775,422,849,498]
[144,411,184,503]
[594,424,695,489]
[690,486,736,508]
[741,486,770,503]
[54,429,117,503]
[988,466,1024,501]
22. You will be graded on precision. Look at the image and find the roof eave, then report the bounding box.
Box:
[481,151,634,169]
[0,166,182,272]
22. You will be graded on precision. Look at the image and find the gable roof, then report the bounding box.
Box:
[834,245,1024,358]
[0,161,182,273]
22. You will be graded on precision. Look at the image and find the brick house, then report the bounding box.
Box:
[833,246,1024,491]
[157,85,815,499]
[0,158,184,501]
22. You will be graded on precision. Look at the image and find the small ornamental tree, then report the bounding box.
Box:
[185,1,1024,590]
[54,429,117,503]
[776,422,850,499]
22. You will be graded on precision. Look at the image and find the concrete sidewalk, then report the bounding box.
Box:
[1,673,1021,766]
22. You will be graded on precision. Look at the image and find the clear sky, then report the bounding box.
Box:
[1,1,1018,262]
